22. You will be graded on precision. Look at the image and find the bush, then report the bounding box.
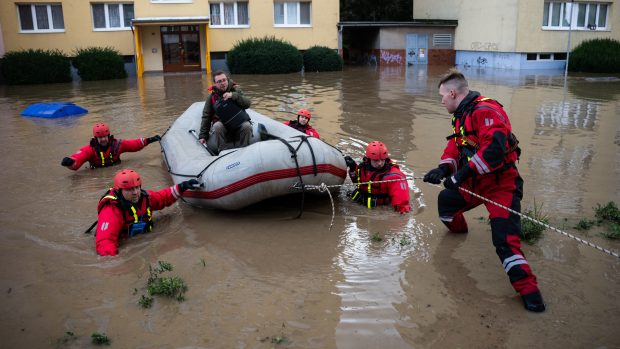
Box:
[227,36,302,74]
[0,49,71,85]
[303,46,343,72]
[568,38,620,73]
[73,47,127,81]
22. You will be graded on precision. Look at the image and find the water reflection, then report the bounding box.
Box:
[335,214,431,348]
[0,65,619,347]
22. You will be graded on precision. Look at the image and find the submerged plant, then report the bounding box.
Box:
[371,232,383,242]
[575,219,596,231]
[91,332,110,345]
[399,235,411,246]
[602,223,620,240]
[521,200,549,245]
[594,201,620,223]
[137,260,187,307]
[138,295,153,308]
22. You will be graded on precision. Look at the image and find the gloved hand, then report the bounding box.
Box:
[423,165,450,184]
[344,156,357,170]
[178,179,201,193]
[146,135,161,144]
[394,204,411,214]
[443,166,474,190]
[61,157,75,167]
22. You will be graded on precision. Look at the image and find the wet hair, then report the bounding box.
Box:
[438,68,468,92]
[212,70,228,81]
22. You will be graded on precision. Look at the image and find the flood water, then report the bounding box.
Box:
[0,66,619,348]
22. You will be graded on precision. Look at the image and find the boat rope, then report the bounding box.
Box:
[300,177,619,259]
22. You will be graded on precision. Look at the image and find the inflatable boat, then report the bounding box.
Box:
[160,102,348,210]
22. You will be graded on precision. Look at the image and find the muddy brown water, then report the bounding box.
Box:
[0,66,619,348]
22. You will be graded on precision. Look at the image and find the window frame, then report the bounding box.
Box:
[91,3,134,31]
[17,3,65,33]
[542,1,609,31]
[274,1,312,27]
[209,1,250,28]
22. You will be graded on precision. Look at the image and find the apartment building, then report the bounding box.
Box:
[0,0,338,76]
[414,0,619,69]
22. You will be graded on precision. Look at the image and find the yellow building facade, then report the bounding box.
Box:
[414,0,619,69]
[0,0,338,76]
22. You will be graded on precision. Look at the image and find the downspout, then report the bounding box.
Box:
[338,24,343,57]
[205,23,212,75]
[131,24,144,78]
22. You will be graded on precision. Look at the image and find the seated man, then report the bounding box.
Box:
[96,168,200,256]
[344,141,411,214]
[198,70,252,153]
[61,122,160,170]
[284,109,320,139]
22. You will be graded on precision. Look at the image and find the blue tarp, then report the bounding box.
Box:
[21,102,88,118]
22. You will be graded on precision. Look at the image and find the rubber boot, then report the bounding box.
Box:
[521,291,546,313]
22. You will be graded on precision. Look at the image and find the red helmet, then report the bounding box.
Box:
[365,141,389,160]
[114,169,142,189]
[92,123,110,138]
[297,109,312,120]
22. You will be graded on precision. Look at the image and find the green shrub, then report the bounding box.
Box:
[73,47,127,81]
[227,36,302,74]
[303,46,343,72]
[568,38,620,73]
[0,49,71,85]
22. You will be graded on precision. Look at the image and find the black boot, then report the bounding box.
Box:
[522,291,546,313]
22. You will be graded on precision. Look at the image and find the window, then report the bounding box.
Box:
[92,3,134,30]
[274,1,311,26]
[17,4,64,32]
[526,53,566,61]
[542,2,609,30]
[209,1,249,27]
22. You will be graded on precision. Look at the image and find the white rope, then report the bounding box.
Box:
[298,177,620,259]
[457,186,620,259]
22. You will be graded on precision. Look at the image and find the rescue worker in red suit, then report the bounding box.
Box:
[284,109,321,139]
[61,123,161,170]
[344,141,411,214]
[422,68,545,312]
[95,169,200,256]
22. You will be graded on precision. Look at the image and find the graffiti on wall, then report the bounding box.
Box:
[470,42,499,51]
[380,50,404,65]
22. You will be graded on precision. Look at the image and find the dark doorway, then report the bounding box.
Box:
[161,25,201,72]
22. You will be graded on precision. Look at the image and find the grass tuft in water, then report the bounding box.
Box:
[594,201,620,223]
[602,223,620,240]
[371,232,383,242]
[521,200,549,245]
[91,332,110,345]
[137,260,187,308]
[575,219,596,231]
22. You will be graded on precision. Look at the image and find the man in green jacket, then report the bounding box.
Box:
[199,70,252,154]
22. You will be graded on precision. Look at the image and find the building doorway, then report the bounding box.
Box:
[161,25,201,72]
[406,33,428,65]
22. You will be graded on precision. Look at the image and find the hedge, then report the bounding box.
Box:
[0,49,71,85]
[569,38,620,73]
[227,36,302,74]
[303,46,343,72]
[73,47,127,81]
